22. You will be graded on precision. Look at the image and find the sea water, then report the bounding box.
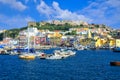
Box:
[0,49,120,80]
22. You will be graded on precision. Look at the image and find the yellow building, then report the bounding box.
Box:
[54,31,62,38]
[47,31,63,45]
[84,28,88,30]
[95,38,107,47]
[116,39,120,47]
[47,31,62,38]
[109,39,115,47]
[95,39,103,47]
[88,30,92,38]
[94,36,99,40]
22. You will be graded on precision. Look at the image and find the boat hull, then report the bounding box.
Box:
[113,47,120,52]
[110,61,120,66]
[19,55,35,60]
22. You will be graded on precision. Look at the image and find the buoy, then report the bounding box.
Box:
[110,61,120,66]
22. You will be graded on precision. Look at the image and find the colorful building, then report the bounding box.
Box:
[95,38,108,47]
[109,39,115,47]
[116,39,120,47]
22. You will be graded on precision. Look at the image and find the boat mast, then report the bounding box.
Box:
[34,27,35,49]
[27,27,30,53]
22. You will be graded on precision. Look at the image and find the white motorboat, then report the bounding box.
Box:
[46,51,64,60]
[46,55,63,60]
[40,49,76,60]
[34,51,45,57]
[66,50,76,56]
[53,49,76,58]
[60,49,76,55]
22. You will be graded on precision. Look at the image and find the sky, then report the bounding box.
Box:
[0,0,120,29]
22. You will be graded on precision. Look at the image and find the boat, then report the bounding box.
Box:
[0,50,9,55]
[0,45,9,55]
[113,47,120,52]
[110,61,120,66]
[54,50,69,58]
[19,27,36,60]
[45,49,76,59]
[18,48,36,60]
[112,39,120,52]
[39,48,76,60]
[67,50,76,56]
[46,53,64,60]
[59,49,76,57]
[0,48,9,55]
[10,48,25,55]
[19,54,35,60]
[74,45,85,50]
[39,53,47,59]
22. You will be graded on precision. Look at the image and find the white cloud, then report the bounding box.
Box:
[0,14,35,29]
[25,16,35,22]
[34,0,37,3]
[37,0,92,22]
[25,0,37,4]
[106,0,120,8]
[0,0,27,11]
[37,0,53,18]
[80,0,120,28]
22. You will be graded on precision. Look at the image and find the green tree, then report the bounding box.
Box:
[36,22,40,26]
[95,24,99,28]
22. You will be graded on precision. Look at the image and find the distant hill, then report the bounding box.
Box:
[0,27,27,41]
[0,20,115,40]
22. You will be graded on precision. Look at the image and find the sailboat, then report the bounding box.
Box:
[19,27,36,60]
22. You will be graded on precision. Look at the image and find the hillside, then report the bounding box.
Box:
[0,21,115,41]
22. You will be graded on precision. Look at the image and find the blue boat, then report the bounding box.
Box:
[113,47,120,52]
[12,48,36,53]
[0,44,6,49]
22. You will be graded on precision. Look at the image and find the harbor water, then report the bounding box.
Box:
[0,49,120,80]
